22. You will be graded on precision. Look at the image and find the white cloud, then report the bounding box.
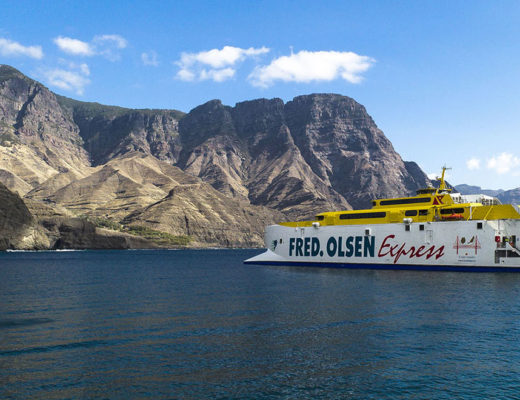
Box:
[42,63,90,95]
[249,50,375,88]
[427,171,451,181]
[94,34,127,49]
[487,152,520,175]
[53,34,127,61]
[141,51,159,66]
[93,34,127,61]
[56,59,90,74]
[200,67,235,82]
[54,36,93,56]
[176,45,269,82]
[466,157,481,170]
[0,38,43,59]
[180,46,269,69]
[79,63,90,76]
[177,68,195,81]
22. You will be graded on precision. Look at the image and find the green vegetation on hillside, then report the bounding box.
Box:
[0,65,32,84]
[86,216,191,246]
[56,94,186,120]
[126,225,191,246]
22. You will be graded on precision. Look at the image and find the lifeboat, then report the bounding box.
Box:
[441,213,464,221]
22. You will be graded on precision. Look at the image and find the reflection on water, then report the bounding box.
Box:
[1,250,520,399]
[0,318,53,328]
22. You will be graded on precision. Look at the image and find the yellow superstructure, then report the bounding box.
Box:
[281,167,520,228]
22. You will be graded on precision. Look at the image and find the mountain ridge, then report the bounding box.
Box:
[455,184,520,204]
[0,64,478,249]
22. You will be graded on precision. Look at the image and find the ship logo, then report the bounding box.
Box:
[433,195,445,205]
[271,240,278,251]
[453,236,481,255]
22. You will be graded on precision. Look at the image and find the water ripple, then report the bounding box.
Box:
[1,249,520,399]
[0,318,53,329]
[0,339,108,357]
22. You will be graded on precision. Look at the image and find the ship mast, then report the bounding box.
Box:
[437,165,451,192]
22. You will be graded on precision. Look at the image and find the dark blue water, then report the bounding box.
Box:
[1,250,520,399]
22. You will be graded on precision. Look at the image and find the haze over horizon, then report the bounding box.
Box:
[1,0,520,190]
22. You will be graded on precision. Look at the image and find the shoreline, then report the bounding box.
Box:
[2,246,264,252]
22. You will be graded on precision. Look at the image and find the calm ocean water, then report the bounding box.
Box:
[1,249,520,399]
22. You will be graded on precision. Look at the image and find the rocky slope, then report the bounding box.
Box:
[498,188,520,204]
[56,95,185,166]
[0,182,155,250]
[177,95,430,217]
[0,181,40,249]
[0,64,434,249]
[0,66,90,180]
[25,152,286,247]
[177,98,351,218]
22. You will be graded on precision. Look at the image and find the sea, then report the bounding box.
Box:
[1,249,520,399]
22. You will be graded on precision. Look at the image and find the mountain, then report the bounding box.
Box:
[176,95,430,216]
[454,184,504,197]
[56,95,185,166]
[454,184,520,204]
[0,66,90,180]
[0,181,39,249]
[0,64,432,249]
[498,188,520,204]
[25,152,285,247]
[0,181,157,250]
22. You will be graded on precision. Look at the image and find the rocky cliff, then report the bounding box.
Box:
[176,95,430,217]
[0,64,434,249]
[24,152,285,247]
[0,181,39,249]
[0,66,90,181]
[56,95,185,166]
[0,181,155,250]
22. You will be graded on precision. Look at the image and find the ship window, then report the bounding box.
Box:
[380,197,431,206]
[316,215,324,221]
[440,208,465,215]
[405,225,410,231]
[419,210,428,216]
[372,201,377,206]
[477,222,483,230]
[279,238,283,244]
[339,212,387,220]
[405,210,418,216]
[419,224,425,231]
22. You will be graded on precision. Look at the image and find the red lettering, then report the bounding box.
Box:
[414,245,426,257]
[390,243,401,258]
[378,235,445,264]
[378,235,395,257]
[394,246,416,264]
[426,245,445,260]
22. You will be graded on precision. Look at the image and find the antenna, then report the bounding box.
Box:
[438,165,451,191]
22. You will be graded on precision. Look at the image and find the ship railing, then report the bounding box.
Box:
[509,242,520,256]
[455,194,501,206]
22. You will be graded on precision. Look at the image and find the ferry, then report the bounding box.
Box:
[245,168,520,271]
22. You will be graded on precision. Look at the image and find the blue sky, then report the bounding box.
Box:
[1,0,520,190]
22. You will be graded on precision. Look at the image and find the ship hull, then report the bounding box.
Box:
[245,219,520,271]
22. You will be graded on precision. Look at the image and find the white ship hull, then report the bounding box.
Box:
[245,219,520,271]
